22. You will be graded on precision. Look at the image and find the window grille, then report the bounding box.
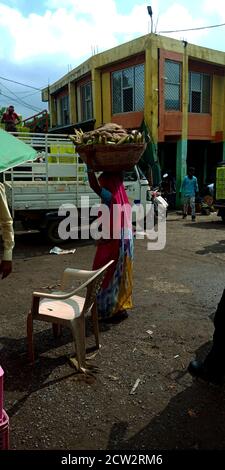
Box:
[81,82,93,121]
[112,64,144,114]
[189,72,211,113]
[59,95,69,125]
[164,60,181,111]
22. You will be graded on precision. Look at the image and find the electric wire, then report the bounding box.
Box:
[158,22,225,34]
[0,81,41,112]
[0,75,44,90]
[0,92,42,113]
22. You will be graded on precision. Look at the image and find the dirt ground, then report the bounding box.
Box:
[1,211,225,451]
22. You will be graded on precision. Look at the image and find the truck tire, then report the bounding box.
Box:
[46,220,63,244]
[45,218,82,243]
[218,208,225,223]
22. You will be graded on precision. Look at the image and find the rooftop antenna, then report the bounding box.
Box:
[154,14,159,33]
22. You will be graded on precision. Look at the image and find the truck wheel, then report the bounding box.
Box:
[221,215,225,224]
[46,220,63,244]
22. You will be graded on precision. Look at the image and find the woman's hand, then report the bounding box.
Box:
[87,167,102,196]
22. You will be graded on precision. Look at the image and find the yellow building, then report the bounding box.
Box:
[42,33,225,204]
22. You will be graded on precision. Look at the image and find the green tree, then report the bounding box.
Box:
[0,107,7,129]
[0,106,6,120]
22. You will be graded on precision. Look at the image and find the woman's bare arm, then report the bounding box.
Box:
[87,169,102,196]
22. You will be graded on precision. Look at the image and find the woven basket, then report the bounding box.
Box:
[76,143,146,171]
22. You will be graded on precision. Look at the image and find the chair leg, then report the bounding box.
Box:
[71,317,86,371]
[91,303,100,349]
[52,323,62,339]
[27,311,34,364]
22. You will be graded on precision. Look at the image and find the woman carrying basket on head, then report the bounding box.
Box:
[87,168,133,323]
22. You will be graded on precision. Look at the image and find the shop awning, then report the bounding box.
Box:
[0,129,37,172]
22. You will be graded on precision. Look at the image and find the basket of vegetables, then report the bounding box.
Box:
[69,123,146,171]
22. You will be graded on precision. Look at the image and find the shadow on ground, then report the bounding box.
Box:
[0,316,113,417]
[195,239,225,255]
[106,341,225,450]
[185,220,224,230]
[13,231,95,259]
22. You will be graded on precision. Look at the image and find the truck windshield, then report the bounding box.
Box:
[137,167,147,180]
[123,169,137,181]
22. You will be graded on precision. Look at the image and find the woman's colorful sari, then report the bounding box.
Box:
[93,172,133,320]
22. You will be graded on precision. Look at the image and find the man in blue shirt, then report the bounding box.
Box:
[181,167,199,221]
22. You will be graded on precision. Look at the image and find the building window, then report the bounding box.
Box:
[59,95,69,125]
[112,64,144,114]
[81,82,93,121]
[164,60,181,111]
[189,72,211,113]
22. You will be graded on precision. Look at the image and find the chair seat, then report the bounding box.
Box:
[38,294,85,321]
[27,260,114,369]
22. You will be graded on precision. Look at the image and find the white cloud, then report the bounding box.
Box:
[203,0,225,21]
[0,1,151,64]
[0,0,221,67]
[156,3,209,43]
[1,0,224,118]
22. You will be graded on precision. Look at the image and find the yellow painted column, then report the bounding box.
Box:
[68,82,77,125]
[176,45,188,207]
[49,94,57,128]
[144,36,160,184]
[144,46,152,131]
[222,76,225,161]
[145,36,159,143]
[101,72,111,123]
[181,44,188,143]
[91,68,102,128]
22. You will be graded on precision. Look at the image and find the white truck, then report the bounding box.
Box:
[3,133,151,242]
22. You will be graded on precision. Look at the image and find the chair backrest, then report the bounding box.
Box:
[31,260,114,316]
[83,260,114,315]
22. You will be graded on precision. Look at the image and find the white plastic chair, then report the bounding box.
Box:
[27,260,114,371]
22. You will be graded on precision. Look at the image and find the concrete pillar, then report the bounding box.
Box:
[176,139,187,207]
[203,145,207,183]
[176,42,188,208]
[145,35,158,143]
[160,146,165,170]
[222,142,225,161]
[68,82,77,125]
[49,95,57,128]
[92,68,102,127]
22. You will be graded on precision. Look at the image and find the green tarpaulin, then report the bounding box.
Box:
[139,120,161,186]
[0,129,37,172]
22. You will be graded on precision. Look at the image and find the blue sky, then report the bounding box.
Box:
[0,0,225,118]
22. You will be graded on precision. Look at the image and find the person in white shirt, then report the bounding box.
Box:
[0,183,14,278]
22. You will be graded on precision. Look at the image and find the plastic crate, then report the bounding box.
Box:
[0,410,9,450]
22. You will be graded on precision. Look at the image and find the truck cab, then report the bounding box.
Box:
[123,166,150,211]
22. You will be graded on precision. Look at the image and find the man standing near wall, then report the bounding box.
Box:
[180,167,199,221]
[1,106,20,133]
